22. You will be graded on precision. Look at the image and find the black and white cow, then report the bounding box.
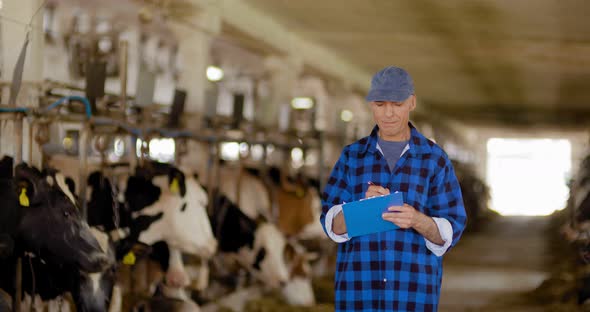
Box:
[207,188,318,306]
[127,164,217,259]
[83,163,217,310]
[87,164,217,262]
[86,171,162,261]
[0,156,111,310]
[13,227,118,312]
[209,189,295,288]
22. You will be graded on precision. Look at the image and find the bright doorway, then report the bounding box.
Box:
[486,138,571,216]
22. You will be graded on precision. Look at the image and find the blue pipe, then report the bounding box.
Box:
[92,117,142,136]
[146,128,194,138]
[44,96,92,119]
[0,107,28,113]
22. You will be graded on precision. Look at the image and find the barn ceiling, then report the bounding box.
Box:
[240,0,590,128]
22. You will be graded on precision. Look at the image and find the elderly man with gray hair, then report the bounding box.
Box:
[320,66,467,311]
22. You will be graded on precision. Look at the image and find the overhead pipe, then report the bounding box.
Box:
[43,96,93,119]
[0,95,93,118]
[92,117,315,149]
[0,107,28,113]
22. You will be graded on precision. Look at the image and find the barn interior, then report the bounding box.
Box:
[0,0,589,311]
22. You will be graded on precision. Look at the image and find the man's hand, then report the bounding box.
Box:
[332,211,347,235]
[333,181,389,236]
[382,204,445,246]
[382,204,421,229]
[365,182,390,198]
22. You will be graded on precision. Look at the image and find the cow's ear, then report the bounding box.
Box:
[253,247,266,270]
[14,164,43,207]
[170,177,181,194]
[15,179,34,207]
[168,170,186,197]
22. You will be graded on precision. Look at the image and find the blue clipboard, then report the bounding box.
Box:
[342,192,403,237]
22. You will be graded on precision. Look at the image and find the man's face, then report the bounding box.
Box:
[370,95,416,141]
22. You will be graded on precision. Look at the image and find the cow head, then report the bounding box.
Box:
[250,223,291,288]
[129,166,217,258]
[249,227,317,305]
[74,228,118,312]
[281,241,318,306]
[12,162,110,272]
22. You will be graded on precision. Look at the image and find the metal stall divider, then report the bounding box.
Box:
[120,40,129,118]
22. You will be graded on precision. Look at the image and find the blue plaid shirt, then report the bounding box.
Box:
[320,123,467,312]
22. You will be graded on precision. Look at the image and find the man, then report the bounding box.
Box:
[320,66,467,311]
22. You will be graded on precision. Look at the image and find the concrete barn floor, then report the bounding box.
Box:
[439,216,552,312]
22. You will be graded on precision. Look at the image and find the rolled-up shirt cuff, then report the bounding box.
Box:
[425,217,453,257]
[325,204,350,243]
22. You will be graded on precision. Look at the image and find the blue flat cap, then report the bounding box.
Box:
[366,66,414,102]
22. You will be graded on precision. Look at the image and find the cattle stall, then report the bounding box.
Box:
[0,89,338,311]
[0,1,494,311]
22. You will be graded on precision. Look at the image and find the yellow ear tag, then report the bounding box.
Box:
[170,178,180,194]
[295,187,305,198]
[19,188,30,207]
[123,251,136,265]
